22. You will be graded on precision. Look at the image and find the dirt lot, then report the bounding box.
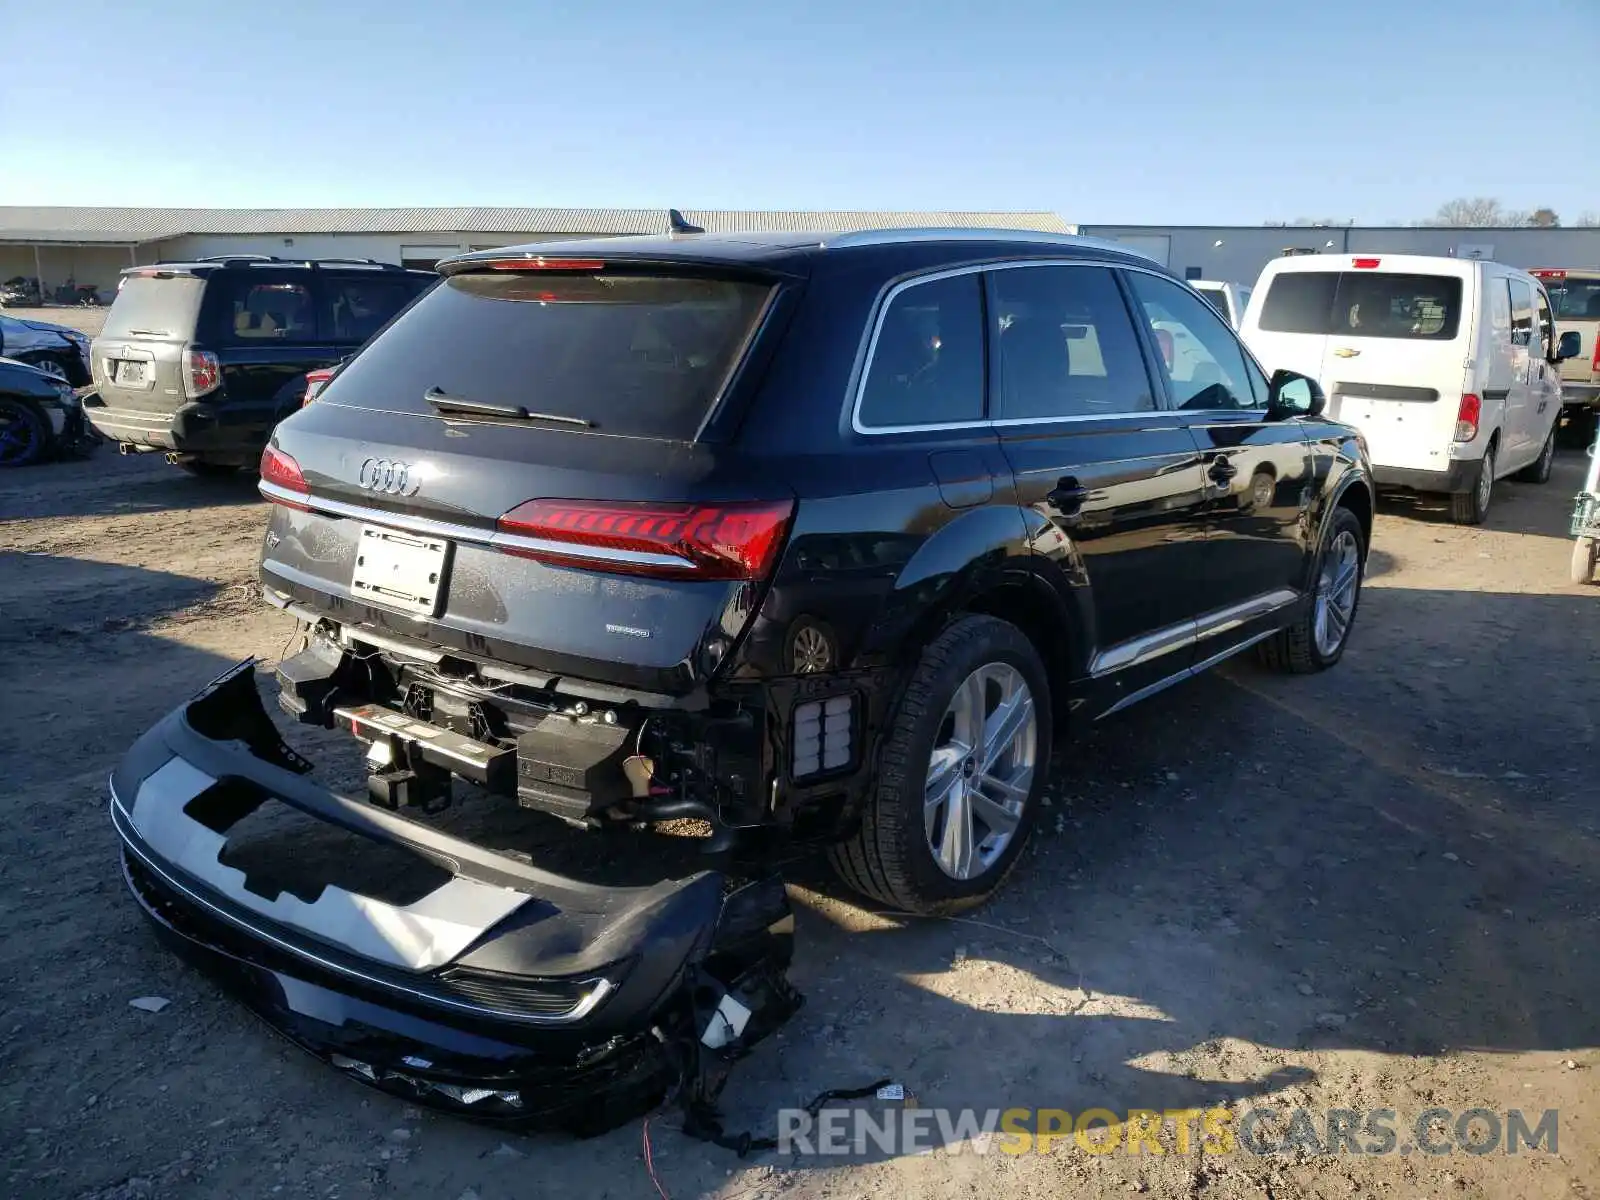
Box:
[2,444,1597,1200]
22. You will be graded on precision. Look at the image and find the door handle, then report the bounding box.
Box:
[1207,455,1238,484]
[1047,479,1090,515]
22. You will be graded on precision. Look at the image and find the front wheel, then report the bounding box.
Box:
[0,398,51,468]
[1260,506,1365,674]
[1516,426,1556,484]
[829,614,1052,915]
[1450,445,1495,525]
[1572,538,1599,586]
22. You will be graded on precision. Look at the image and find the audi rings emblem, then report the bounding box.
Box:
[358,458,421,496]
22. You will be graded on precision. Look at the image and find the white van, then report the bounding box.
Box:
[1239,254,1580,524]
[1191,279,1252,328]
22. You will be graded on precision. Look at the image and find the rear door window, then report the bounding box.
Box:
[988,265,1154,420]
[321,273,432,344]
[1259,270,1464,340]
[204,275,318,343]
[858,272,985,428]
[100,275,207,341]
[325,270,774,441]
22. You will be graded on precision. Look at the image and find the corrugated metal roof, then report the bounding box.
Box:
[0,206,1072,241]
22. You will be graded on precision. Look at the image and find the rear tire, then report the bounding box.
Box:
[1450,444,1495,525]
[1572,538,1599,586]
[1259,506,1365,674]
[828,615,1052,915]
[178,459,241,478]
[1515,426,1556,484]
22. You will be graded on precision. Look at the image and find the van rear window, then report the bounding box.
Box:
[100,275,206,341]
[1543,276,1600,320]
[1259,271,1463,340]
[323,271,773,440]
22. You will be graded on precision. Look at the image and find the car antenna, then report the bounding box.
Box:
[668,208,704,236]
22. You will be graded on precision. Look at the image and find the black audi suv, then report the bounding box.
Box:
[109,228,1372,1127]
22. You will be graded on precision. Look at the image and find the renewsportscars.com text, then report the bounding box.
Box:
[777,1106,1559,1158]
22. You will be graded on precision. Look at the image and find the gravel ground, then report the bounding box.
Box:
[1,446,1596,1200]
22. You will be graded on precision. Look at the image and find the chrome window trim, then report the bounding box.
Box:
[849,257,1203,436]
[258,482,697,570]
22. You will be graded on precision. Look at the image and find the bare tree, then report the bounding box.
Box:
[1527,208,1560,227]
[1432,197,1514,226]
[1576,212,1600,228]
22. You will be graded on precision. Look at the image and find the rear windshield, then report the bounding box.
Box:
[325,271,773,440]
[1258,271,1463,340]
[100,275,206,341]
[1541,276,1600,320]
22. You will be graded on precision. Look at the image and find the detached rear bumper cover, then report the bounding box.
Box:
[109,661,798,1131]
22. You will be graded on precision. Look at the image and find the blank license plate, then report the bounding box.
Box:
[115,361,146,385]
[350,525,450,617]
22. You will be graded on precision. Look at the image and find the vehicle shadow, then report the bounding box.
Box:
[1375,446,1587,539]
[0,551,224,648]
[0,452,261,522]
[681,582,1600,1176]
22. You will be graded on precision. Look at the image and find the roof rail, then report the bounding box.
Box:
[820,227,1155,260]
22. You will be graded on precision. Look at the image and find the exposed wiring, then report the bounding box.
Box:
[643,1115,671,1200]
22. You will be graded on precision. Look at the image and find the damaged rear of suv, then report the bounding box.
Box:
[110,227,1373,1128]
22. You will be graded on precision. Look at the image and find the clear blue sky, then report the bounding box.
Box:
[3,0,1596,225]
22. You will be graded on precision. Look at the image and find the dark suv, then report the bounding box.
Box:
[85,257,434,473]
[108,231,1372,1126]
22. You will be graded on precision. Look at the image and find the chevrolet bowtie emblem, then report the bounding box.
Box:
[1334,347,1361,358]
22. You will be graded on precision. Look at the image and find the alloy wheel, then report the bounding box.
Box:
[1313,529,1361,657]
[923,663,1038,880]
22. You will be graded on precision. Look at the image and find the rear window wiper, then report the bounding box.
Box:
[126,328,170,337]
[425,387,593,428]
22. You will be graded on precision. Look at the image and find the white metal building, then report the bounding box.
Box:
[0,207,1073,302]
[1079,224,1600,288]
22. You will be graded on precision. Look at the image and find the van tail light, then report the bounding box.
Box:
[496,499,794,580]
[259,445,310,510]
[184,348,222,399]
[1591,335,1600,377]
[302,367,335,406]
[1454,393,1481,443]
[1352,257,1381,269]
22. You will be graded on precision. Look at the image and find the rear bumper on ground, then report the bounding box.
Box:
[108,661,800,1131]
[1372,458,1479,495]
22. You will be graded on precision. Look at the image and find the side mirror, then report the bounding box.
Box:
[1267,369,1325,419]
[1555,330,1582,362]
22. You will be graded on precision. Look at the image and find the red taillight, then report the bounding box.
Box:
[302,367,335,406]
[486,257,606,271]
[1454,393,1481,443]
[1592,336,1600,376]
[1531,269,1565,280]
[1352,257,1381,269]
[496,499,794,580]
[259,445,310,509]
[184,349,221,398]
